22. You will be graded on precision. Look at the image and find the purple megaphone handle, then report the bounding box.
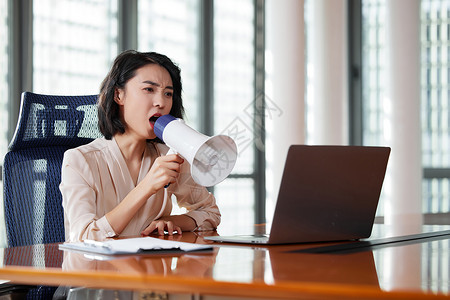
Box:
[154,114,177,142]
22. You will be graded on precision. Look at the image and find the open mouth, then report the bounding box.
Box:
[149,114,161,128]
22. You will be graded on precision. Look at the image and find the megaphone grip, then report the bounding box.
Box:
[163,148,178,189]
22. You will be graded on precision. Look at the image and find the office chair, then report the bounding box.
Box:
[2,92,101,300]
[3,91,101,247]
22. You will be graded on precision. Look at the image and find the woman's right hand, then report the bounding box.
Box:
[143,154,184,194]
[141,219,182,236]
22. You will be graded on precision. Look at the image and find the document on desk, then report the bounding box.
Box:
[59,237,213,255]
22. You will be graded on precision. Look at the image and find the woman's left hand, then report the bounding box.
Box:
[141,220,182,236]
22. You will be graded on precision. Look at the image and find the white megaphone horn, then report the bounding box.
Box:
[154,114,238,187]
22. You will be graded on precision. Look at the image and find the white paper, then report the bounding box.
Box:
[59,236,213,255]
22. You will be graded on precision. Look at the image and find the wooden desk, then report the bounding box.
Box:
[1,225,450,299]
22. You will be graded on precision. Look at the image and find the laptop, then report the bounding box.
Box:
[204,145,391,245]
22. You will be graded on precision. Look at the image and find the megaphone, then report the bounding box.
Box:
[154,114,238,187]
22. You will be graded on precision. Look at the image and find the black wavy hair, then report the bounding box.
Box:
[97,50,184,140]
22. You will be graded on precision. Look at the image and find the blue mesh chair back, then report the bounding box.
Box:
[3,92,101,248]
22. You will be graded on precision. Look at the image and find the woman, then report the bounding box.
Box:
[60,50,220,242]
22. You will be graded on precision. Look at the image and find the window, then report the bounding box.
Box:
[361,0,388,215]
[360,0,450,215]
[0,0,118,248]
[361,0,387,147]
[359,0,450,289]
[137,0,200,126]
[138,0,260,234]
[1,0,262,244]
[213,0,257,234]
[421,0,450,213]
[33,0,118,95]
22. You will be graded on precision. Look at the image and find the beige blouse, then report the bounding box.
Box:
[60,138,221,242]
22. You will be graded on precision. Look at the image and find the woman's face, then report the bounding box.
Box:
[116,63,173,140]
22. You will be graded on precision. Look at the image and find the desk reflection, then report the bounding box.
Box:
[62,232,218,279]
[62,249,217,278]
[269,249,380,287]
[60,233,218,300]
[3,243,63,268]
